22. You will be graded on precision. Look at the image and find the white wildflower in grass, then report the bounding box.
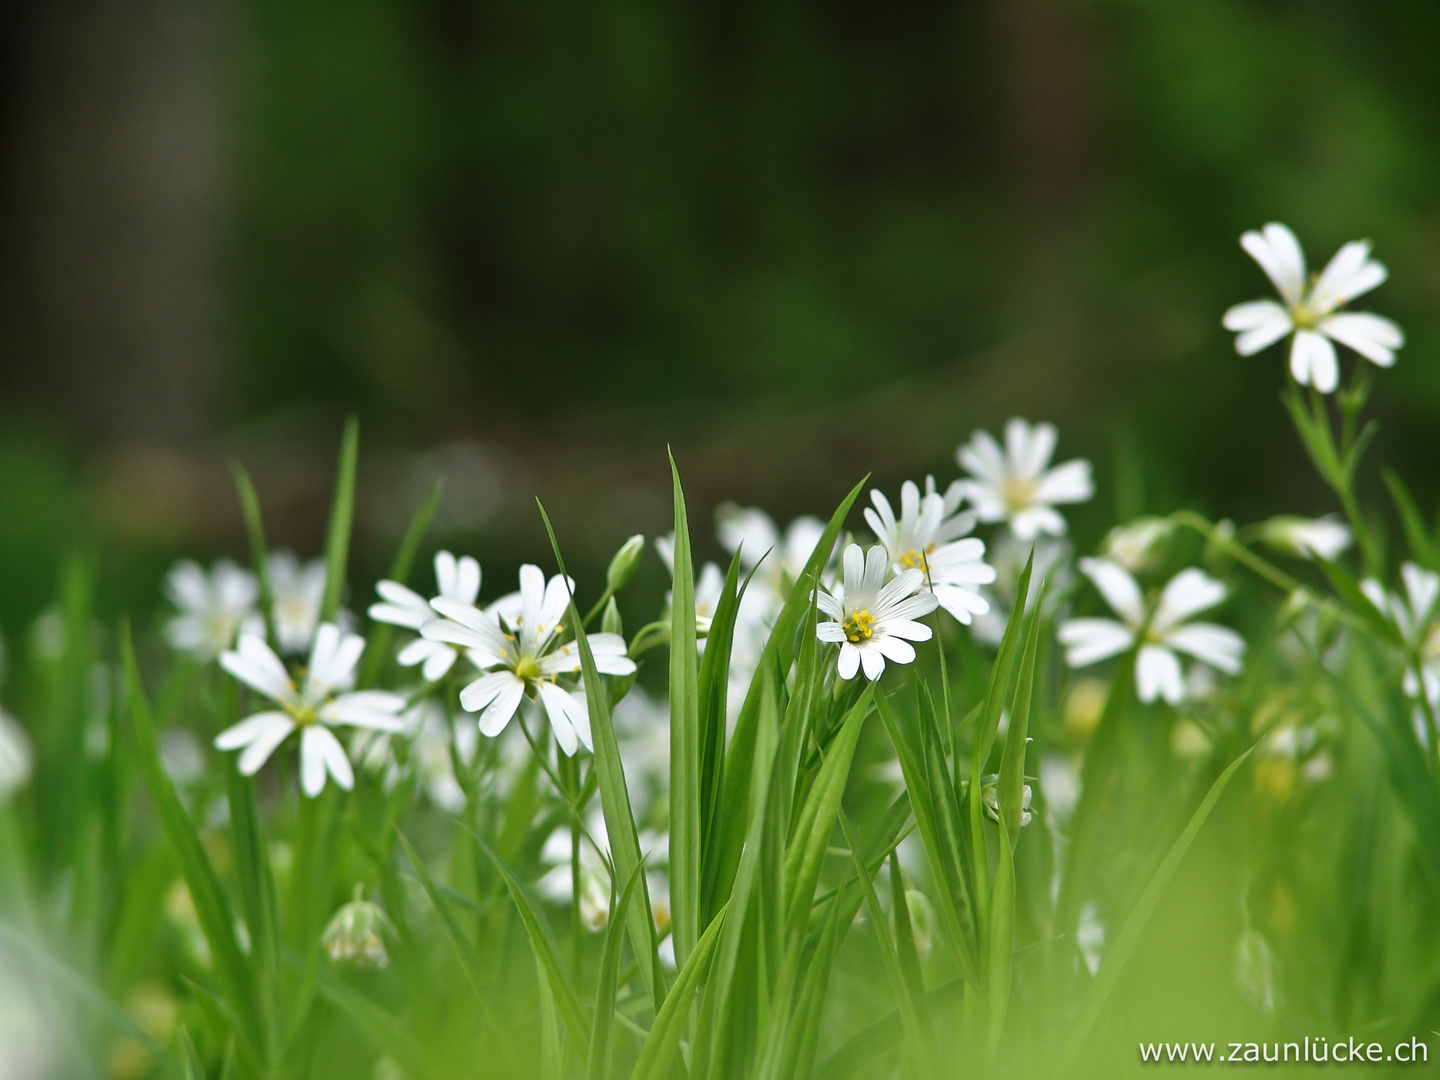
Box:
[267,550,328,654]
[1260,515,1353,561]
[215,623,406,796]
[369,550,482,681]
[715,505,828,587]
[957,418,1094,540]
[322,886,393,968]
[972,532,1071,646]
[357,700,477,813]
[1223,222,1403,393]
[422,565,636,756]
[980,775,1033,827]
[1058,558,1246,705]
[0,710,33,800]
[816,544,938,681]
[1362,563,1440,704]
[163,559,259,660]
[1101,516,1175,575]
[865,479,995,624]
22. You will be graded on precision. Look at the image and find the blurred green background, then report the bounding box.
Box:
[0,0,1435,631]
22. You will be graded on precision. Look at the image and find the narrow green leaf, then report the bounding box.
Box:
[667,450,702,970]
[182,977,266,1080]
[321,415,360,624]
[1315,556,1405,648]
[630,903,729,1080]
[231,463,278,648]
[1383,467,1440,570]
[224,755,278,1050]
[890,851,925,1007]
[179,1024,206,1080]
[698,550,748,864]
[120,626,264,1059]
[393,830,489,999]
[813,977,966,1080]
[468,830,591,1054]
[311,964,436,1080]
[998,575,1047,845]
[1057,746,1255,1068]
[784,686,873,934]
[587,864,644,1080]
[537,501,662,1007]
[986,816,1015,1054]
[359,473,443,688]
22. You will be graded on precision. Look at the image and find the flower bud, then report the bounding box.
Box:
[979,775,1032,827]
[903,889,935,961]
[1259,515,1352,562]
[322,886,391,968]
[601,596,624,637]
[606,535,646,593]
[1102,517,1173,575]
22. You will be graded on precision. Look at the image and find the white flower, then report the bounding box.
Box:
[0,710,33,800]
[865,479,995,625]
[816,544,938,680]
[1362,563,1440,703]
[1260,515,1353,562]
[369,550,482,681]
[1058,559,1245,705]
[979,775,1033,827]
[537,812,669,935]
[1101,517,1175,575]
[1223,222,1404,394]
[215,624,406,796]
[163,559,259,660]
[971,532,1072,647]
[422,565,636,756]
[715,505,828,585]
[357,700,478,813]
[957,418,1094,540]
[268,551,328,654]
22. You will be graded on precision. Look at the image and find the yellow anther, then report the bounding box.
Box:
[842,609,876,643]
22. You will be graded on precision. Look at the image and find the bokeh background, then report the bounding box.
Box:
[0,0,1435,632]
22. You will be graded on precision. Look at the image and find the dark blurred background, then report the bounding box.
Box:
[0,0,1434,629]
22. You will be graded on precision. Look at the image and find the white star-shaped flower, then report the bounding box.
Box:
[267,550,328,654]
[369,550,482,681]
[1057,558,1245,705]
[957,418,1093,541]
[816,544,939,681]
[215,623,406,797]
[163,559,259,661]
[0,709,33,801]
[865,478,995,624]
[1362,562,1440,705]
[422,565,636,756]
[1223,222,1404,394]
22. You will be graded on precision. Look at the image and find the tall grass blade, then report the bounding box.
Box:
[231,462,278,647]
[587,864,644,1080]
[321,415,360,624]
[985,817,1015,1054]
[630,903,729,1080]
[667,450,702,970]
[813,977,966,1080]
[998,576,1047,845]
[1382,467,1440,570]
[1056,745,1255,1068]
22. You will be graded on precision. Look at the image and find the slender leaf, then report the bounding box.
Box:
[998,576,1047,845]
[587,864,644,1080]
[986,817,1015,1054]
[231,463,278,648]
[667,450,702,970]
[321,415,360,624]
[630,903,729,1080]
[311,964,436,1080]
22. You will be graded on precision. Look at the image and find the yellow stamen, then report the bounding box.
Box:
[1002,475,1036,511]
[842,609,876,643]
[899,544,935,571]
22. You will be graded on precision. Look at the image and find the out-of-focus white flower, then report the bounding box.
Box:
[979,775,1033,827]
[1039,753,1081,826]
[1260,515,1352,562]
[537,812,669,934]
[1101,517,1175,576]
[0,955,50,1080]
[357,700,477,813]
[971,532,1072,647]
[1362,562,1440,704]
[369,551,482,681]
[423,566,636,756]
[865,480,995,625]
[1077,902,1105,976]
[654,534,726,635]
[1058,559,1246,705]
[267,551,328,654]
[613,686,670,818]
[1235,927,1277,1012]
[163,559,259,660]
[816,544,938,681]
[957,418,1093,541]
[0,710,33,800]
[159,729,205,787]
[215,624,406,797]
[1224,222,1403,394]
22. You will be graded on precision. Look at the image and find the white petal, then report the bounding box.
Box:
[233,714,295,775]
[1290,330,1338,393]
[461,670,523,712]
[538,681,584,756]
[842,545,865,594]
[1241,223,1306,304]
[1032,459,1093,506]
[1078,558,1145,623]
[817,621,847,643]
[1165,623,1245,674]
[863,545,888,597]
[859,646,886,680]
[1311,239,1385,311]
[307,625,364,696]
[1057,619,1133,667]
[220,635,294,703]
[880,619,934,643]
[1136,644,1184,704]
[1225,300,1294,355]
[1007,418,1056,479]
[321,691,407,731]
[957,429,1007,483]
[837,643,861,680]
[477,678,526,736]
[300,725,332,796]
[1320,312,1403,368]
[932,585,988,624]
[215,710,291,751]
[874,636,915,665]
[1010,504,1068,540]
[1153,568,1227,630]
[371,581,430,629]
[420,644,459,681]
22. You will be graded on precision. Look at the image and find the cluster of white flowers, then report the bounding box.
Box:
[1363,563,1440,715]
[163,550,330,661]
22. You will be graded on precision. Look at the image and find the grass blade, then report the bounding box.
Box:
[587,863,645,1080]
[537,500,662,1006]
[1382,467,1440,570]
[321,415,360,624]
[813,977,966,1080]
[667,450,702,970]
[1056,745,1255,1067]
[985,817,1015,1054]
[998,576,1047,845]
[231,462,278,648]
[120,625,265,1060]
[310,964,436,1080]
[631,902,729,1080]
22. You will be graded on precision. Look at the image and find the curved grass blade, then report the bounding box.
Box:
[667,450,702,970]
[537,500,662,1007]
[630,903,729,1080]
[985,817,1015,1055]
[813,977,966,1080]
[1056,745,1255,1068]
[321,415,360,624]
[1382,467,1440,570]
[310,964,436,1080]
[998,577,1047,845]
[121,626,264,1060]
[231,463,278,648]
[587,862,645,1080]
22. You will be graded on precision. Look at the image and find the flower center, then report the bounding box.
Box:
[842,609,876,643]
[288,702,320,727]
[1002,475,1036,511]
[899,544,934,571]
[514,655,541,682]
